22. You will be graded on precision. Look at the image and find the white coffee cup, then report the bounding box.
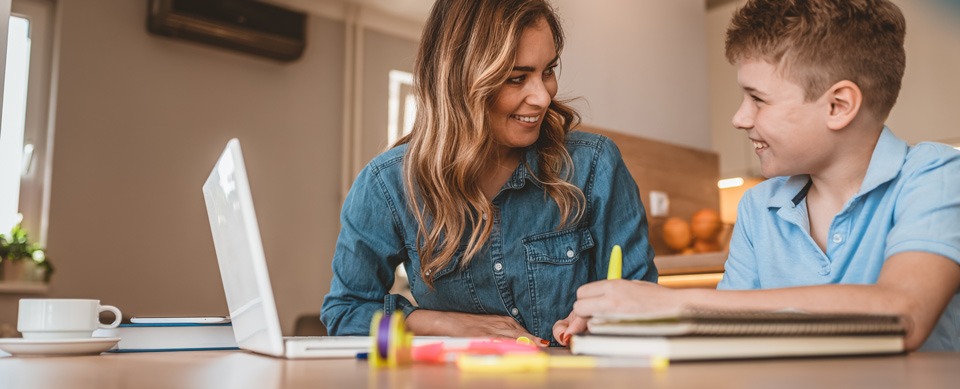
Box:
[17,298,122,339]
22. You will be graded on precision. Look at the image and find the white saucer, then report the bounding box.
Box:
[0,337,120,357]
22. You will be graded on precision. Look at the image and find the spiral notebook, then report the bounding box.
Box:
[586,308,905,336]
[572,308,905,360]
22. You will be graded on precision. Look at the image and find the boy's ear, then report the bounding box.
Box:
[825,80,863,130]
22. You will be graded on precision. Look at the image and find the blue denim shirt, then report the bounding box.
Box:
[719,127,960,351]
[321,131,657,341]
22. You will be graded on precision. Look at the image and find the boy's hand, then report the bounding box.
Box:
[552,311,588,346]
[572,279,681,318]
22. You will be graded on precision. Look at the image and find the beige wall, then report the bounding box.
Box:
[27,0,346,334]
[886,1,960,145]
[553,0,712,150]
[359,30,417,165]
[708,0,960,178]
[706,0,758,179]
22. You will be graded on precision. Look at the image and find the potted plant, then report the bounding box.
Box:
[0,223,53,283]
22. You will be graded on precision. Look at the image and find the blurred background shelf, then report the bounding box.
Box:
[655,251,726,289]
[0,281,49,294]
[655,251,726,275]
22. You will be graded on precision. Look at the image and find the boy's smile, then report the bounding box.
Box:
[732,58,832,178]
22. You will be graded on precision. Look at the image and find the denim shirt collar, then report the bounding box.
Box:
[503,146,544,190]
[767,126,907,209]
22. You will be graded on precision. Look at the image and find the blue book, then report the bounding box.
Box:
[92,322,239,352]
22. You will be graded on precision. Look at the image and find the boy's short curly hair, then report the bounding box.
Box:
[725,0,906,121]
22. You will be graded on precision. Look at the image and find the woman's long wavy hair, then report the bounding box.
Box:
[396,0,583,289]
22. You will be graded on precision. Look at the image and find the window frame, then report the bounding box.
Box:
[7,0,55,246]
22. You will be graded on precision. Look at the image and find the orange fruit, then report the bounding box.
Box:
[694,240,722,253]
[691,209,722,241]
[662,217,692,252]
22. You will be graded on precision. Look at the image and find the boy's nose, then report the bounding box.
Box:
[732,99,754,130]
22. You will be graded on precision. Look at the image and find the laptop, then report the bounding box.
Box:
[202,139,371,359]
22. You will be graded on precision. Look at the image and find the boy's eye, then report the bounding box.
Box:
[751,95,764,103]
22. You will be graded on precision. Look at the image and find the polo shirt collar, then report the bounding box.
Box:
[767,126,906,208]
[768,175,812,209]
[858,126,907,196]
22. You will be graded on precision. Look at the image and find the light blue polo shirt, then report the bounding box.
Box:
[718,127,960,351]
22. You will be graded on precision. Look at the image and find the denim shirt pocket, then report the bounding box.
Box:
[521,226,595,331]
[523,227,595,265]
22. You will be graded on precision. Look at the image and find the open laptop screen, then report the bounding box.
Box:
[202,139,285,357]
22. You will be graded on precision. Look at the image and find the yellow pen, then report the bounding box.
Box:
[562,245,622,345]
[607,245,622,280]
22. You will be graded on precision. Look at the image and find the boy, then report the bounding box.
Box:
[554,0,960,351]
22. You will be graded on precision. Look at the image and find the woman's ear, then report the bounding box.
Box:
[825,80,863,131]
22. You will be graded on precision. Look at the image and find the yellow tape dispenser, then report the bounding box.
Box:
[369,310,414,368]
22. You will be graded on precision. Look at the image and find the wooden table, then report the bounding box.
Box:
[1,350,959,388]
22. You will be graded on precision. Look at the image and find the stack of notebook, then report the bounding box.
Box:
[571,308,905,361]
[93,318,238,352]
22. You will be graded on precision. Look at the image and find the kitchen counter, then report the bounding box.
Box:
[654,251,726,289]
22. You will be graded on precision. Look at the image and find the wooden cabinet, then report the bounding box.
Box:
[584,127,721,257]
[654,251,726,289]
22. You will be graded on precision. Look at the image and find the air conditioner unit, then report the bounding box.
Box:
[147,0,307,62]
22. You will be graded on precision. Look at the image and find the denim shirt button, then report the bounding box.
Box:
[494,262,503,271]
[566,249,575,258]
[511,308,519,316]
[482,212,487,221]
[425,269,432,276]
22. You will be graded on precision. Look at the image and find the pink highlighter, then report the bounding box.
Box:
[412,339,540,363]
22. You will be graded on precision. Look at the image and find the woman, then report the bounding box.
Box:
[320,0,657,345]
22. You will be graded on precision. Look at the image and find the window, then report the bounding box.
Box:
[0,15,30,234]
[0,0,55,245]
[386,70,415,146]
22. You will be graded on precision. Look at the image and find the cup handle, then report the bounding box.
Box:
[99,305,122,329]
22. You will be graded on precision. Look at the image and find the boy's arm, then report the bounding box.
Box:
[573,251,960,350]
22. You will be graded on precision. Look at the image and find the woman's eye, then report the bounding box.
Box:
[544,66,557,76]
[507,75,525,84]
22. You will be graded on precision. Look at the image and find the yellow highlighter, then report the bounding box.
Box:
[607,245,622,280]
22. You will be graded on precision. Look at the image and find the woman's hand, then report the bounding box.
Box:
[572,279,683,320]
[405,310,547,346]
[552,279,682,346]
[552,310,587,346]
